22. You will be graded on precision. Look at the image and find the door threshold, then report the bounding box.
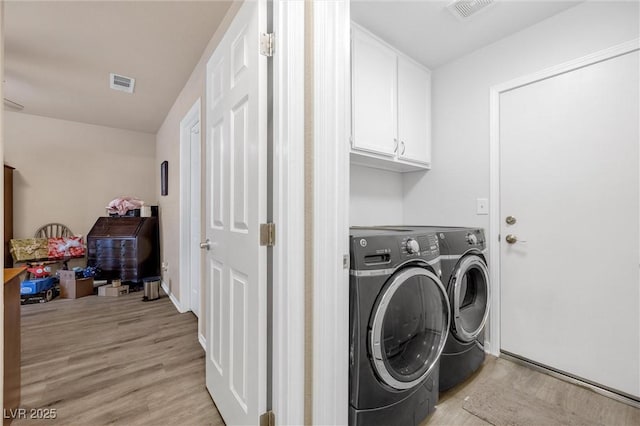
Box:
[500,351,640,409]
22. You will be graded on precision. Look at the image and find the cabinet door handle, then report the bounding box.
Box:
[393,138,398,153]
[400,141,406,155]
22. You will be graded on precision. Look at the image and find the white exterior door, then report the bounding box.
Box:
[204,0,268,424]
[499,50,639,398]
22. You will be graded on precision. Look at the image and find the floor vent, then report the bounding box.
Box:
[447,0,496,20]
[109,73,135,94]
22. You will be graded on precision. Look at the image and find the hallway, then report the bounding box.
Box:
[15,291,224,425]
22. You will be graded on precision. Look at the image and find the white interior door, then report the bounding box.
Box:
[189,122,201,318]
[204,1,267,423]
[499,50,639,398]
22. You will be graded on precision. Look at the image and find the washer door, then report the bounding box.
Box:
[450,255,490,342]
[370,266,450,390]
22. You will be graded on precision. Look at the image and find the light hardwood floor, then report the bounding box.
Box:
[425,355,639,426]
[15,291,224,426]
[15,292,639,425]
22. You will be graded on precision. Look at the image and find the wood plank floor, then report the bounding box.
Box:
[15,291,225,426]
[424,356,639,426]
[15,292,639,425]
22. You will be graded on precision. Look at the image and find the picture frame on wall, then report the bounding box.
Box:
[161,161,168,196]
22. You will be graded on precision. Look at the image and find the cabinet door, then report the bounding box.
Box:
[351,27,397,156]
[397,56,430,164]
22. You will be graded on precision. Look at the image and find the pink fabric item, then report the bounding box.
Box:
[48,236,85,259]
[106,197,145,216]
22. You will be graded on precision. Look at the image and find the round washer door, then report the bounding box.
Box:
[450,255,490,342]
[370,266,450,390]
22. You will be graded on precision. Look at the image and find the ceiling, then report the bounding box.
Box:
[4,1,585,134]
[351,0,583,69]
[4,0,233,134]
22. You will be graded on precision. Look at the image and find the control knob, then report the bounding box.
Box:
[406,238,420,254]
[466,233,478,245]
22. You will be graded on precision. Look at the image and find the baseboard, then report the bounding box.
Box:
[162,280,187,313]
[198,333,206,350]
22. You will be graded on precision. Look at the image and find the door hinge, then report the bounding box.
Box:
[260,223,276,247]
[260,32,275,57]
[343,254,349,269]
[259,410,275,426]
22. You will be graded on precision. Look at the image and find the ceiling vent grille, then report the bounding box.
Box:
[109,73,135,94]
[447,0,496,20]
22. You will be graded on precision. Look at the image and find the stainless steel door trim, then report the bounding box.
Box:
[350,257,441,276]
[450,255,491,342]
[349,268,396,277]
[369,267,451,390]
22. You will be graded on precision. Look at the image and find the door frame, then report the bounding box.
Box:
[310,1,350,424]
[487,38,640,356]
[179,98,202,333]
[271,0,306,424]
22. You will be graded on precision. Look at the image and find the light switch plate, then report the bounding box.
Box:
[476,198,489,215]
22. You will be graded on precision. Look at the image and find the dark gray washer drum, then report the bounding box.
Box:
[450,255,490,342]
[370,267,450,390]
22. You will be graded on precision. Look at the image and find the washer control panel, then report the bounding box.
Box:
[401,234,439,259]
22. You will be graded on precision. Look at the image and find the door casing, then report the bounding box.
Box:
[487,37,640,355]
[179,98,202,333]
[487,38,640,403]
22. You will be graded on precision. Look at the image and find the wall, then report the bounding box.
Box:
[155,2,241,305]
[350,164,403,225]
[4,111,155,240]
[403,1,640,228]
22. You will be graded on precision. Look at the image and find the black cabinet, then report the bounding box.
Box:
[87,217,160,283]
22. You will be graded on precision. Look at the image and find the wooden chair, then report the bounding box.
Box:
[34,223,73,239]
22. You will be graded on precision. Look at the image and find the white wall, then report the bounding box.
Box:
[155,2,241,304]
[4,111,156,239]
[403,1,640,228]
[350,164,404,225]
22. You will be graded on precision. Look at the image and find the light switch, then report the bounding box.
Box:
[476,198,489,215]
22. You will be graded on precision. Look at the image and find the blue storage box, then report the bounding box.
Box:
[20,277,57,295]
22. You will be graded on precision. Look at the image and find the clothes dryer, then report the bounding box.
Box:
[349,228,450,426]
[435,227,490,391]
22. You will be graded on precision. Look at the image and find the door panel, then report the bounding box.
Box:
[397,56,430,164]
[500,50,639,397]
[351,26,397,156]
[205,1,267,423]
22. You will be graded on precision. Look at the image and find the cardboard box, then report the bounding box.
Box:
[98,284,129,297]
[59,271,94,299]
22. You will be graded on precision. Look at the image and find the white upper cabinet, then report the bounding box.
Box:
[351,27,397,157]
[350,23,432,172]
[397,56,431,164]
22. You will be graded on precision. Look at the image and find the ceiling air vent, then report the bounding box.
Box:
[109,73,135,94]
[447,0,496,20]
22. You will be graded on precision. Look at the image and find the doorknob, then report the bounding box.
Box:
[200,239,211,250]
[505,234,518,244]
